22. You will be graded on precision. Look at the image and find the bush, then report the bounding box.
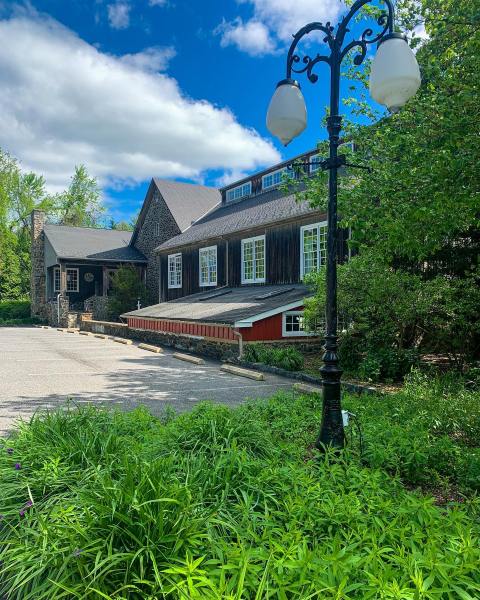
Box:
[0,300,30,320]
[107,266,148,320]
[244,342,304,371]
[0,300,40,325]
[1,382,480,598]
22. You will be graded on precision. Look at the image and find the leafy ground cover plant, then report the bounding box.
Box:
[0,376,479,599]
[244,343,304,371]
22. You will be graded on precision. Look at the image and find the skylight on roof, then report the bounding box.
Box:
[254,287,294,300]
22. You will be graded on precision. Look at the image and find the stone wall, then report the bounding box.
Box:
[133,190,181,304]
[81,319,240,361]
[30,210,47,319]
[45,295,69,327]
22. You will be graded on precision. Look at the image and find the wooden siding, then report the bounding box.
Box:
[127,316,236,340]
[159,217,350,301]
[127,310,318,342]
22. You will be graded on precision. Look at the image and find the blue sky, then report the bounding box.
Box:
[0,0,384,223]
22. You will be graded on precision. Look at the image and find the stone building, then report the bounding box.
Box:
[30,179,220,324]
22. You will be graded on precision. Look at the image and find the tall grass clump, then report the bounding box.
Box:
[0,380,479,599]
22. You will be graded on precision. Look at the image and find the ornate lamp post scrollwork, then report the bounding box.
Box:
[266,0,421,450]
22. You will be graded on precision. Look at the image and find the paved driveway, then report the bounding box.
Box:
[0,327,293,435]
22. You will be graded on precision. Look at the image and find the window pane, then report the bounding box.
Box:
[319,224,327,266]
[303,227,318,275]
[254,238,265,280]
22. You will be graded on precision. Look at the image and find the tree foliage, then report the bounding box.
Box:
[0,152,105,300]
[303,0,480,378]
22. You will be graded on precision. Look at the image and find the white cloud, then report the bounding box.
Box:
[107,1,130,30]
[217,0,344,56]
[216,18,276,56]
[148,0,167,5]
[0,14,280,193]
[118,46,176,72]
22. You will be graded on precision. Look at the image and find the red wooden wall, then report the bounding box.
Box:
[127,307,310,342]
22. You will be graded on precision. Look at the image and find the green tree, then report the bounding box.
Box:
[302,0,480,377]
[108,266,148,321]
[54,165,104,227]
[0,150,52,300]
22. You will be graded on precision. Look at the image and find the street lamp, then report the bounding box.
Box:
[266,0,420,450]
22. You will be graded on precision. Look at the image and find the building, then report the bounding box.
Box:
[32,148,349,354]
[31,179,220,325]
[122,148,350,355]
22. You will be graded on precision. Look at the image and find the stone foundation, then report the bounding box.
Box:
[81,320,241,361]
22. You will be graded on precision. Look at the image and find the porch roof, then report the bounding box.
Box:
[123,284,309,326]
[44,224,147,263]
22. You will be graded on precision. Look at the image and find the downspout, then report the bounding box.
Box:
[232,327,244,361]
[56,293,61,326]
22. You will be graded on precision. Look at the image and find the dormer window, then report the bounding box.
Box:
[226,181,251,202]
[262,167,295,190]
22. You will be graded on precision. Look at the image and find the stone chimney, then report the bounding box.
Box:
[31,210,46,318]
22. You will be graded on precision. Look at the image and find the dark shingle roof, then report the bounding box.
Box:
[123,284,309,325]
[44,225,147,262]
[153,179,221,232]
[156,186,320,252]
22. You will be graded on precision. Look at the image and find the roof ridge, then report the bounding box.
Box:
[153,178,219,191]
[44,223,132,232]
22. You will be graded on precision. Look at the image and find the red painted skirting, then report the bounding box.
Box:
[127,317,235,340]
[127,309,311,342]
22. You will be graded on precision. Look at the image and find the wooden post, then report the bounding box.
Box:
[102,266,108,297]
[60,263,67,294]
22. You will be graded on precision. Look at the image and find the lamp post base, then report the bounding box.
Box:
[316,335,345,451]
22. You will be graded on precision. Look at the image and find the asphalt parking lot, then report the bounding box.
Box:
[0,327,293,435]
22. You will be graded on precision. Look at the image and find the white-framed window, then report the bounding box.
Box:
[282,311,310,337]
[261,168,287,190]
[300,222,327,279]
[168,253,182,289]
[66,268,79,292]
[199,245,217,287]
[310,154,323,173]
[53,267,61,293]
[226,182,252,203]
[153,222,160,237]
[241,235,265,284]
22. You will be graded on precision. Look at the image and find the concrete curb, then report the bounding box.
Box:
[172,353,204,365]
[79,331,91,336]
[293,382,322,395]
[138,343,163,353]
[94,334,108,340]
[113,337,133,345]
[221,364,265,381]
[238,360,378,395]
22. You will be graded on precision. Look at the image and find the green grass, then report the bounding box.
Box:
[0,374,479,599]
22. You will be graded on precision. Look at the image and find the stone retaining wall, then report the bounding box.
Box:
[80,320,240,361]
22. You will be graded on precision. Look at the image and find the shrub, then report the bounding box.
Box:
[0,300,40,325]
[0,300,30,320]
[244,343,304,371]
[0,386,480,598]
[107,265,148,320]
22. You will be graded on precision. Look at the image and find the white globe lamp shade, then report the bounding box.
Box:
[369,33,421,112]
[266,79,307,146]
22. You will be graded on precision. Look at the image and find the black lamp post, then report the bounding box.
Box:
[266,0,420,450]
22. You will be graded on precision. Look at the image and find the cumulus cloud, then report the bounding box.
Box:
[217,0,344,56]
[0,14,279,192]
[107,1,130,29]
[118,46,176,72]
[215,18,276,56]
